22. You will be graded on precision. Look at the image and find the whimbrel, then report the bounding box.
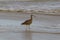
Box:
[21,14,34,31]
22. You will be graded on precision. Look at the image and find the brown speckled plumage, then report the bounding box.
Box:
[21,15,33,30]
[21,15,33,25]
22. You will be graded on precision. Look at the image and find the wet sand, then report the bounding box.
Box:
[0,30,60,40]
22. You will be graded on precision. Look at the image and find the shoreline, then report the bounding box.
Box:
[0,9,60,16]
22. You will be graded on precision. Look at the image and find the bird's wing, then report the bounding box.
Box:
[21,19,32,25]
[23,19,31,23]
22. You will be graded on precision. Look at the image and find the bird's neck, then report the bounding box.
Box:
[31,15,32,20]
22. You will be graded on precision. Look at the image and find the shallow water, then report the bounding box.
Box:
[0,11,60,40]
[0,12,60,32]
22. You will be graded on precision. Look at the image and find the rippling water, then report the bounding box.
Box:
[0,1,60,10]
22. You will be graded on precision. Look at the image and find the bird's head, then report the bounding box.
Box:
[31,14,36,17]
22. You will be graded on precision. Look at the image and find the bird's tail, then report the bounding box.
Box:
[21,23,25,25]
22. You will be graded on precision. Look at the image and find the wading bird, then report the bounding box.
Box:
[21,14,35,31]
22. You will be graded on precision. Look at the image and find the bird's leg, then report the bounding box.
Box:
[26,25,27,31]
[28,25,30,31]
[26,25,30,31]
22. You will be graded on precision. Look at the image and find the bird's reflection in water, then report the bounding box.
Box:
[24,30,32,40]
